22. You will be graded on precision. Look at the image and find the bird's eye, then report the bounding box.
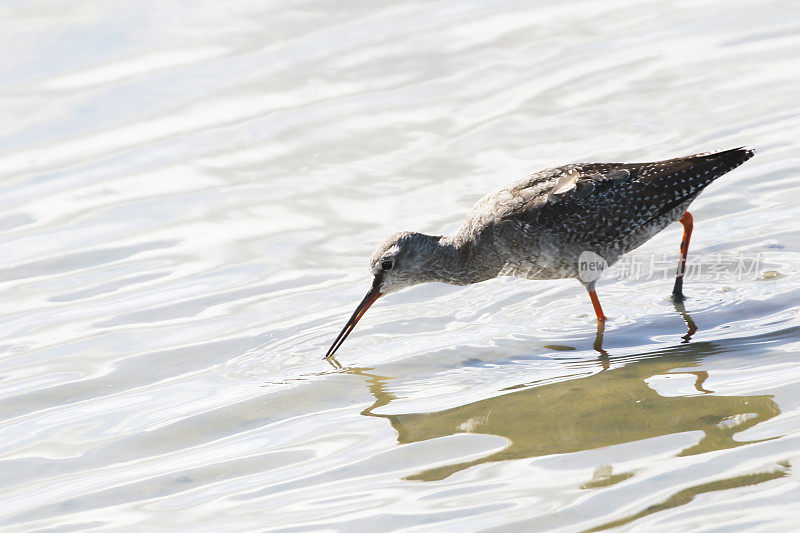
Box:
[381,260,394,271]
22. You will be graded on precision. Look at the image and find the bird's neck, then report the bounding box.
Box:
[422,233,500,285]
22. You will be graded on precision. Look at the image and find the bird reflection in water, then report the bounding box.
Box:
[334,310,780,487]
[594,299,699,369]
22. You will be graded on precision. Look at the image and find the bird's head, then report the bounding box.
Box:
[369,231,443,294]
[325,231,440,359]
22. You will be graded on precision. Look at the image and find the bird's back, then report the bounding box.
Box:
[460,148,754,279]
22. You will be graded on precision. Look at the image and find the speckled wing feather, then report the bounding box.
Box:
[496,147,754,248]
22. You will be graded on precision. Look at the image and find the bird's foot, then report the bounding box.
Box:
[671,291,686,303]
[672,276,686,302]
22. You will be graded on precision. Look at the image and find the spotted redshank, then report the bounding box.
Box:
[325,147,754,358]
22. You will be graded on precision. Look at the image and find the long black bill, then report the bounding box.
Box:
[324,275,383,359]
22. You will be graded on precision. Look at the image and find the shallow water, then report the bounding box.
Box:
[1,0,799,530]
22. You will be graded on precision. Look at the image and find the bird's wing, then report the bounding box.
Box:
[488,148,753,246]
[463,166,569,230]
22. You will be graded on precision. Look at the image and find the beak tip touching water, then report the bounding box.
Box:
[324,275,383,359]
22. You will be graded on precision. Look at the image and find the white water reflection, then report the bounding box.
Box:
[1,0,800,530]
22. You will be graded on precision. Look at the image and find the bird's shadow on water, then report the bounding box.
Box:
[330,301,794,528]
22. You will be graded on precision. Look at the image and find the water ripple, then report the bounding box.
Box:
[1,0,800,530]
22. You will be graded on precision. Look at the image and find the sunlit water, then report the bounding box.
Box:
[1,1,799,531]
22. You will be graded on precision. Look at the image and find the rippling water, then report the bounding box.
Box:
[2,1,799,530]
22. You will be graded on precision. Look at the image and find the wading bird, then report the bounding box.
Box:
[325,147,754,359]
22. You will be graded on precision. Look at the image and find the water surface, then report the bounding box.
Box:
[1,0,800,531]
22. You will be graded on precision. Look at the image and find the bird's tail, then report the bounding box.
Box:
[640,147,754,217]
[684,146,755,174]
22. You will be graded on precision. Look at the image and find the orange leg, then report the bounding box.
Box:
[587,286,607,322]
[672,211,694,301]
